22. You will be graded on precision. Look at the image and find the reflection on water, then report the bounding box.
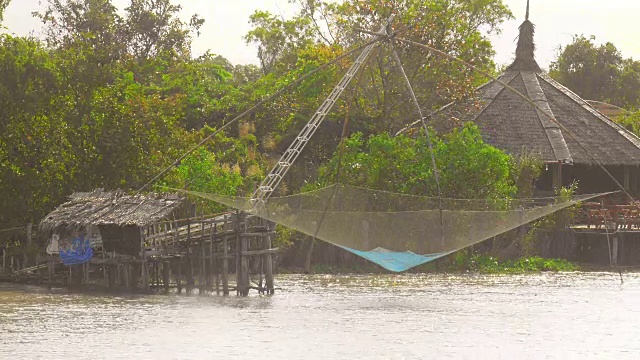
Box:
[1,273,639,359]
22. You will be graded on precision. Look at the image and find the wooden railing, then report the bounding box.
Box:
[576,202,640,229]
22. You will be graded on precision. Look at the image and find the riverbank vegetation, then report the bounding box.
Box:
[1,0,639,272]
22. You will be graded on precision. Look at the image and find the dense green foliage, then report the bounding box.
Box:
[457,254,579,273]
[315,123,517,199]
[3,0,613,272]
[550,35,640,109]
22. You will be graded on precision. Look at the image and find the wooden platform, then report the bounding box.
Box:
[9,211,276,296]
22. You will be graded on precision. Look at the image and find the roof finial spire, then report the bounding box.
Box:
[506,0,541,72]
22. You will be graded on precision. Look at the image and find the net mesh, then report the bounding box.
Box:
[183,184,607,272]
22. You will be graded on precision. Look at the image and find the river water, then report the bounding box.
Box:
[1,272,639,359]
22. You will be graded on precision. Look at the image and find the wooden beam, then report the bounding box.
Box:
[624,165,630,192]
[551,162,562,191]
[242,248,280,256]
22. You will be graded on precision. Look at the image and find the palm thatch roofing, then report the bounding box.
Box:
[407,13,640,166]
[40,189,184,232]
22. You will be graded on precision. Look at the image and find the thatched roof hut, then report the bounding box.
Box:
[40,189,184,232]
[406,4,640,195]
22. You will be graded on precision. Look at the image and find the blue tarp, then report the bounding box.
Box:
[59,236,94,266]
[340,246,447,272]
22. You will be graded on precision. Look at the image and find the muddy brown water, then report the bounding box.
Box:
[1,272,639,359]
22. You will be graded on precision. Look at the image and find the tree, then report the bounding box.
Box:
[0,35,75,225]
[0,0,10,23]
[315,123,517,200]
[122,0,204,61]
[35,0,124,61]
[245,0,512,136]
[550,35,640,108]
[244,10,315,74]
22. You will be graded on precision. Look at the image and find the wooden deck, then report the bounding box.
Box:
[573,202,640,232]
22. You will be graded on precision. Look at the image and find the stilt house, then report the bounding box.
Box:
[40,189,184,264]
[405,5,640,265]
[418,9,640,198]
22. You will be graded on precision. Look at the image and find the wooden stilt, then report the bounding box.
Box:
[163,261,170,293]
[222,219,229,296]
[235,212,241,296]
[208,223,214,288]
[186,224,193,294]
[124,263,130,290]
[264,223,275,295]
[47,259,53,289]
[200,222,206,295]
[141,228,149,291]
[24,223,32,269]
[612,235,619,266]
[240,231,249,296]
[176,258,182,294]
[213,223,219,295]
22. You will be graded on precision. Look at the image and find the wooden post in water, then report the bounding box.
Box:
[47,258,53,289]
[124,262,130,290]
[240,230,249,296]
[213,223,219,295]
[199,222,206,294]
[141,227,149,291]
[24,223,32,268]
[235,212,241,296]
[264,223,275,295]
[163,261,170,293]
[85,262,90,286]
[176,258,182,294]
[222,217,229,296]
[208,223,214,289]
[186,223,194,294]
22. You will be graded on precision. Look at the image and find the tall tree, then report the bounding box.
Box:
[122,0,203,61]
[245,0,512,135]
[550,35,640,108]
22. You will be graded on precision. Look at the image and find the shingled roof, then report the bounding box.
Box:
[40,190,184,231]
[415,6,640,166]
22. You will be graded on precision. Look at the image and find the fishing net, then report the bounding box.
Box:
[182,184,606,272]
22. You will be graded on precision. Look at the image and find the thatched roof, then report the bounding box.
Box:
[409,11,640,166]
[40,189,184,231]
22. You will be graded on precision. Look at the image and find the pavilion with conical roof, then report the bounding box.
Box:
[422,1,640,196]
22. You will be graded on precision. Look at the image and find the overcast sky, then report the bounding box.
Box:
[3,0,640,70]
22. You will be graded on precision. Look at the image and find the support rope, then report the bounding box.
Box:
[389,40,446,248]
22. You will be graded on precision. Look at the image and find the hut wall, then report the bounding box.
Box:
[99,225,142,257]
[537,164,635,197]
